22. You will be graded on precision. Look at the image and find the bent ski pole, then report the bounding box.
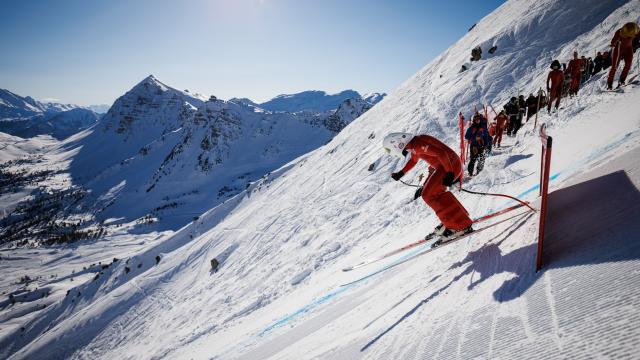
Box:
[460,188,536,212]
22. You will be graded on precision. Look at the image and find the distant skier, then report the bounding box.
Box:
[504,97,519,136]
[547,60,565,113]
[607,22,640,89]
[525,93,538,121]
[566,52,584,96]
[592,52,604,75]
[602,51,612,70]
[383,133,473,241]
[583,57,593,82]
[492,110,508,147]
[465,115,492,177]
[517,95,527,128]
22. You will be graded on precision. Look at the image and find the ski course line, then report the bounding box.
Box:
[487,129,639,214]
[340,211,532,287]
[227,129,640,353]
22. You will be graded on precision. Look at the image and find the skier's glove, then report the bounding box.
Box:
[391,171,404,181]
[442,171,455,186]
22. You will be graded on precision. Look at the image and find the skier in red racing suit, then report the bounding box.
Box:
[383,133,473,241]
[607,22,640,89]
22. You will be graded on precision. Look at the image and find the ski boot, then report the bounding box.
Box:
[433,226,474,247]
[424,223,446,240]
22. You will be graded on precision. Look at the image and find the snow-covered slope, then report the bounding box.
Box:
[58,75,380,231]
[2,0,640,359]
[0,75,381,245]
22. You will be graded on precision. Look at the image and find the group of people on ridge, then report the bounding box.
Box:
[546,21,640,114]
[380,21,640,244]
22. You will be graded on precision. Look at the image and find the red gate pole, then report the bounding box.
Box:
[534,87,542,129]
[459,112,465,189]
[536,124,553,271]
[489,104,498,117]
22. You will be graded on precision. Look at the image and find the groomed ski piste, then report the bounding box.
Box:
[1,0,640,359]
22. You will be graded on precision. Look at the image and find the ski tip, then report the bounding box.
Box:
[342,267,353,272]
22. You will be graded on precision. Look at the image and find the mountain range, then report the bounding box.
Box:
[0,75,386,245]
[0,89,102,140]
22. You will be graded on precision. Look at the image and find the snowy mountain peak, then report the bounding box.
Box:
[130,74,170,95]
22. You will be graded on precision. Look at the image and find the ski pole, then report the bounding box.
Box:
[398,179,535,212]
[399,179,421,188]
[459,188,536,212]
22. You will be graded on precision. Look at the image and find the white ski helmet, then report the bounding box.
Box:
[383,132,413,157]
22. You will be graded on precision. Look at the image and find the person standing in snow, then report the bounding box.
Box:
[516,95,527,128]
[584,57,594,82]
[602,51,612,70]
[465,115,492,177]
[547,60,565,113]
[493,110,508,148]
[504,97,519,136]
[607,22,640,89]
[526,93,538,122]
[592,52,604,75]
[566,52,584,96]
[383,133,473,241]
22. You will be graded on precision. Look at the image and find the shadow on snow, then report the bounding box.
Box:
[362,170,640,351]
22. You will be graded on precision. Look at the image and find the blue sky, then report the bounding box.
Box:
[0,0,505,106]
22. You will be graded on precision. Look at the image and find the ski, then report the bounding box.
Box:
[341,203,532,272]
[340,210,532,287]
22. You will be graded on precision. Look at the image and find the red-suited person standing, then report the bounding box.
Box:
[383,133,473,241]
[566,52,584,96]
[607,22,640,90]
[547,60,564,113]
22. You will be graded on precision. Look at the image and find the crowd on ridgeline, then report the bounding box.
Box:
[464,21,640,178]
[381,22,640,242]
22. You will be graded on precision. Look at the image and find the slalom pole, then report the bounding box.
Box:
[459,112,465,188]
[534,87,542,128]
[489,104,498,117]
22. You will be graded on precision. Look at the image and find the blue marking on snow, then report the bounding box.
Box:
[489,130,638,212]
[250,129,640,342]
[256,242,432,338]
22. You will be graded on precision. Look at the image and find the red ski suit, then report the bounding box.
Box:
[608,29,636,84]
[566,58,584,94]
[547,69,564,111]
[493,113,508,147]
[401,135,473,231]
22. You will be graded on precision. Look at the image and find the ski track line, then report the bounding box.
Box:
[224,125,640,355]
[544,270,563,352]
